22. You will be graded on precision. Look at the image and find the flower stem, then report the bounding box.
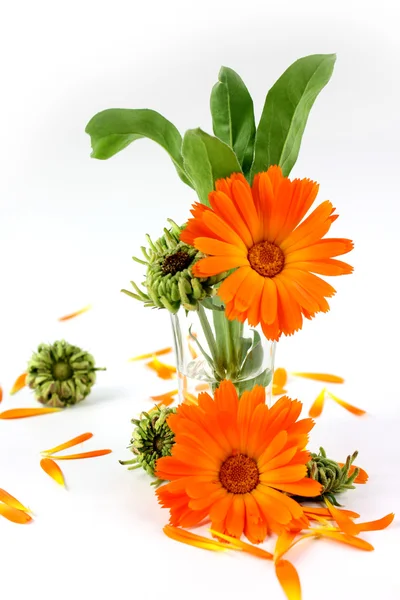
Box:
[197,304,225,380]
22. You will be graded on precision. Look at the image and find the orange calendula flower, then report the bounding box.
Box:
[10,373,27,395]
[181,167,353,340]
[40,458,66,487]
[156,380,321,543]
[58,304,91,321]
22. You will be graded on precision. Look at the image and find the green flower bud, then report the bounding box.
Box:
[119,406,176,481]
[26,340,105,408]
[121,220,227,313]
[305,447,361,506]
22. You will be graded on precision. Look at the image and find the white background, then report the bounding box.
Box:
[1,1,399,599]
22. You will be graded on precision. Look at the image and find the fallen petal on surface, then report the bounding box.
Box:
[40,458,66,487]
[0,503,32,524]
[292,372,344,384]
[58,304,92,321]
[129,347,172,361]
[308,388,326,418]
[41,432,93,455]
[0,407,62,419]
[327,391,366,416]
[10,373,27,395]
[50,449,112,460]
[275,560,302,600]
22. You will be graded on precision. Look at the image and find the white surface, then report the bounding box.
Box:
[1,1,400,599]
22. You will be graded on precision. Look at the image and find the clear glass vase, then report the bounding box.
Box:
[170,297,276,405]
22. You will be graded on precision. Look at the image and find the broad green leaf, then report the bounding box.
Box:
[85,108,192,187]
[210,66,256,176]
[237,368,272,395]
[250,54,336,180]
[239,330,264,379]
[238,336,253,366]
[182,128,242,206]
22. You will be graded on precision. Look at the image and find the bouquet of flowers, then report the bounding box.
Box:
[85,54,393,600]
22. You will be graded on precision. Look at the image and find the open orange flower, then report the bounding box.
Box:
[156,381,321,543]
[181,167,353,340]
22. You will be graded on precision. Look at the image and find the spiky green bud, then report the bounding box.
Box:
[121,220,226,313]
[26,340,105,408]
[305,447,361,506]
[120,405,176,481]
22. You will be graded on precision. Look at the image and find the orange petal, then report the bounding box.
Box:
[337,463,369,484]
[209,529,273,560]
[355,513,394,532]
[273,385,288,396]
[291,372,344,384]
[10,373,27,395]
[308,388,326,418]
[274,530,298,560]
[58,304,91,321]
[303,506,360,520]
[326,391,366,416]
[273,368,288,388]
[0,489,30,512]
[0,407,62,419]
[146,358,176,380]
[41,432,93,455]
[129,347,172,361]
[0,386,3,403]
[195,383,210,392]
[325,499,359,535]
[308,528,374,551]
[183,391,198,406]
[50,449,112,460]
[188,342,198,359]
[150,390,178,403]
[163,525,229,552]
[0,503,32,524]
[40,458,66,487]
[275,560,302,600]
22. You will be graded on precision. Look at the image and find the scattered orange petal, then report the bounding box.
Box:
[188,342,198,359]
[209,529,273,560]
[50,449,112,460]
[183,391,198,405]
[273,367,288,388]
[309,388,326,418]
[146,357,176,380]
[307,528,374,551]
[195,383,210,392]
[164,525,229,552]
[274,530,298,560]
[303,506,360,520]
[291,372,344,384]
[275,560,302,600]
[355,513,394,533]
[58,304,91,321]
[0,489,30,512]
[150,390,178,403]
[273,385,288,396]
[41,432,93,455]
[129,347,172,361]
[338,463,369,484]
[0,503,32,524]
[325,499,359,535]
[326,391,366,416]
[40,458,65,487]
[10,373,27,395]
[0,407,62,419]
[0,386,3,403]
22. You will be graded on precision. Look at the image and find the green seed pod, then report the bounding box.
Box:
[122,220,227,313]
[305,447,361,506]
[119,405,176,481]
[26,340,105,408]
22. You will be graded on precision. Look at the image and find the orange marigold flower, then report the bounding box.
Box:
[156,380,321,544]
[181,167,353,340]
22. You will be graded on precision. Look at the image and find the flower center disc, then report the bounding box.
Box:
[248,241,285,277]
[162,251,192,275]
[52,361,73,381]
[219,454,259,494]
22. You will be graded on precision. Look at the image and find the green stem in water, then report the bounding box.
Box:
[197,304,225,380]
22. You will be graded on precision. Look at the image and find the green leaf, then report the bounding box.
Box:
[85,108,192,187]
[210,67,256,176]
[238,336,253,366]
[237,368,272,395]
[201,296,225,311]
[182,128,242,206]
[239,330,264,379]
[250,54,336,180]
